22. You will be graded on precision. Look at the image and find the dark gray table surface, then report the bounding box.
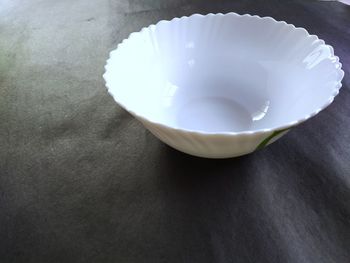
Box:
[1,0,349,262]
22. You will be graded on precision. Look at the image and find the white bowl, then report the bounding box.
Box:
[104,13,344,158]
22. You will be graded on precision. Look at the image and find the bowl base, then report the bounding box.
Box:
[176,97,252,133]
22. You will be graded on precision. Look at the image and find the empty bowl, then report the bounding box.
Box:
[103,13,344,158]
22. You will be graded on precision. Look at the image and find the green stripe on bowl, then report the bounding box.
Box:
[255,128,290,151]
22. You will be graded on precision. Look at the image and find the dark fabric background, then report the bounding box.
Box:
[1,0,349,262]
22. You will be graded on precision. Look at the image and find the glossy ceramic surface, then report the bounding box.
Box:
[104,13,344,158]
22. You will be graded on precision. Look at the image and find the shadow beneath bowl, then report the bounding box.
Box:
[159,144,253,180]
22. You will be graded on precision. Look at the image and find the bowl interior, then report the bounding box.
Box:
[106,14,342,133]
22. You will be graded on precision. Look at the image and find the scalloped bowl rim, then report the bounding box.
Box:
[103,12,344,137]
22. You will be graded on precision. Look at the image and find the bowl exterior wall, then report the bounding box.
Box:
[141,119,290,158]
